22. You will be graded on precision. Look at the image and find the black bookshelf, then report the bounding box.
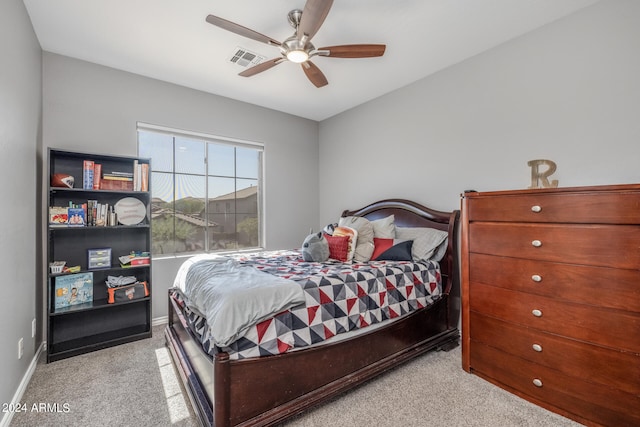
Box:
[46,148,152,363]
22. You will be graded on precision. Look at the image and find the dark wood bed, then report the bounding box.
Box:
[165,199,461,427]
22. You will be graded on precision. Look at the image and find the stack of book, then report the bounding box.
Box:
[100,170,133,191]
[82,159,148,192]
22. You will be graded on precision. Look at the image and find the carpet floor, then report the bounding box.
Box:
[10,324,582,427]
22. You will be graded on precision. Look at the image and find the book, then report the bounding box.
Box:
[106,171,134,177]
[93,163,102,190]
[133,160,139,191]
[140,163,149,192]
[49,206,68,226]
[102,174,133,181]
[54,272,93,309]
[83,160,95,189]
[67,207,85,226]
[85,200,92,226]
[100,180,134,191]
[91,200,98,226]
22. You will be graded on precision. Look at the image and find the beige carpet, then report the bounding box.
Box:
[11,324,582,427]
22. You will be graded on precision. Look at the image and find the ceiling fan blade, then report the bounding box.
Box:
[297,0,334,40]
[239,58,284,77]
[318,44,386,58]
[206,14,281,47]
[301,61,328,88]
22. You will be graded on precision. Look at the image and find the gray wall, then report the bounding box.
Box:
[318,0,640,223]
[0,0,42,420]
[42,53,319,320]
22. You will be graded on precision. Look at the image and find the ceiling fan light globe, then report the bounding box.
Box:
[287,50,309,63]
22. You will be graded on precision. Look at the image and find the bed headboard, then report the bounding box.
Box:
[341,199,460,298]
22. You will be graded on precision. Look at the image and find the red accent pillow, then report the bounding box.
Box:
[371,238,393,260]
[371,238,413,261]
[325,234,350,262]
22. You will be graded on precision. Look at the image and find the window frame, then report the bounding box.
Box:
[137,122,265,258]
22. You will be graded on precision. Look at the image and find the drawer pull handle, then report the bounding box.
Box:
[532,344,543,352]
[532,240,542,247]
[531,205,542,213]
[533,378,543,387]
[531,274,542,282]
[532,309,543,317]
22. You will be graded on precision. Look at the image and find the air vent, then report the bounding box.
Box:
[228,47,266,68]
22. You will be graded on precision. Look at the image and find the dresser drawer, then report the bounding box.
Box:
[469,283,640,353]
[469,253,640,313]
[468,222,640,269]
[470,342,640,427]
[466,191,640,224]
[470,312,640,396]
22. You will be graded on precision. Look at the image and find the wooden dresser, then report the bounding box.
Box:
[460,184,640,427]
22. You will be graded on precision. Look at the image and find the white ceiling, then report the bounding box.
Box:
[23,0,598,121]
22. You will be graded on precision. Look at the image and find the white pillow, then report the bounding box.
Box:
[395,227,448,262]
[338,216,375,262]
[371,215,396,239]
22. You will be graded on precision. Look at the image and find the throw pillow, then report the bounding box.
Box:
[332,226,358,262]
[371,238,414,261]
[338,216,375,262]
[395,227,448,262]
[371,215,396,239]
[325,234,351,262]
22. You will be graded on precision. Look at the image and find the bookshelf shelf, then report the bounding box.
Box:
[50,296,151,316]
[49,224,150,231]
[46,148,152,363]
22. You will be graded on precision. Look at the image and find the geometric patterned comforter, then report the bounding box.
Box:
[172,249,442,360]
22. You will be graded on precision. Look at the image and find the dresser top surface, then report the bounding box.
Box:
[462,183,640,198]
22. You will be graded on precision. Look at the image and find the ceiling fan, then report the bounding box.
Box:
[205,0,386,88]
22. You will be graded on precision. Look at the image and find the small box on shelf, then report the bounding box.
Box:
[88,248,111,269]
[49,261,66,274]
[119,251,150,268]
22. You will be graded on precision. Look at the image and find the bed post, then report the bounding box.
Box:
[446,210,461,331]
[214,353,231,427]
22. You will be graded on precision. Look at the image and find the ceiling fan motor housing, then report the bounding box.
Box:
[282,34,314,62]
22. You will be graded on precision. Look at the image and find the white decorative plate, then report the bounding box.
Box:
[114,197,146,225]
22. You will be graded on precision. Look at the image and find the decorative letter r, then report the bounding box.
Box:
[528,159,558,188]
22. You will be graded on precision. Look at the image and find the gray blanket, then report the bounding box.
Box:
[178,257,305,347]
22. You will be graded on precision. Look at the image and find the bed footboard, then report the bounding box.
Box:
[167,291,458,427]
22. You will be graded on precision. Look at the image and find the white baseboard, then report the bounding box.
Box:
[152,316,168,326]
[0,341,45,427]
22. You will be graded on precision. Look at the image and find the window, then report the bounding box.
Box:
[137,124,263,256]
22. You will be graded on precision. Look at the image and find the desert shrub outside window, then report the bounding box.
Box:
[137,123,263,256]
